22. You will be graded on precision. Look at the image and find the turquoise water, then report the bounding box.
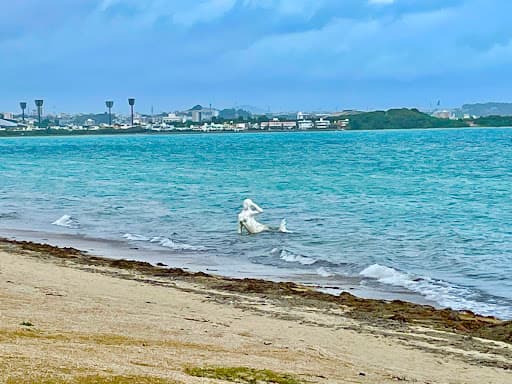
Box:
[1,129,511,318]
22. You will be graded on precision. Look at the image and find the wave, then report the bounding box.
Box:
[271,247,317,265]
[52,215,80,229]
[360,264,413,286]
[264,248,348,272]
[123,233,207,252]
[316,267,335,277]
[122,233,149,241]
[360,264,512,319]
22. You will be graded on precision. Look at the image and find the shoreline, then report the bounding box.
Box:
[2,237,510,341]
[1,237,511,382]
[0,227,440,308]
[1,125,511,138]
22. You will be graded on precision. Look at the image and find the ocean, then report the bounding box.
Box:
[1,128,511,319]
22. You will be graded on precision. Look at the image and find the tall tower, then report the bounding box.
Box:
[19,102,27,122]
[35,99,44,129]
[106,100,114,127]
[128,98,135,127]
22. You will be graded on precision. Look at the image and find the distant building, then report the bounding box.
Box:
[163,113,184,123]
[1,112,14,120]
[84,118,95,127]
[189,105,219,123]
[315,118,331,129]
[0,119,18,129]
[297,112,311,120]
[335,118,349,129]
[432,110,455,119]
[260,121,297,129]
[297,120,314,130]
[201,123,225,131]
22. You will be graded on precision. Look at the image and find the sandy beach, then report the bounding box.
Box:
[0,239,511,383]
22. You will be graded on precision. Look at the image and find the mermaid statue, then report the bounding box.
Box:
[238,199,289,234]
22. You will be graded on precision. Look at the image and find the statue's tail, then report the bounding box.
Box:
[279,219,291,233]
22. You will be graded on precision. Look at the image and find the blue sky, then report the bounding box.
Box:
[2,0,512,114]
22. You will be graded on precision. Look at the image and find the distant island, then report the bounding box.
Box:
[459,102,512,117]
[348,108,512,129]
[347,108,468,130]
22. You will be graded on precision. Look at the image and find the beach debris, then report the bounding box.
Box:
[20,321,34,327]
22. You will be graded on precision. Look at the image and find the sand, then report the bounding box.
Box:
[0,239,511,383]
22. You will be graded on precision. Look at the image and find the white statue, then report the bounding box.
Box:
[238,199,290,234]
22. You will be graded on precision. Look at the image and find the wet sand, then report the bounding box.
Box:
[0,238,511,383]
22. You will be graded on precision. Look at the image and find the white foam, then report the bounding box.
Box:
[271,247,317,266]
[123,233,207,252]
[149,236,207,251]
[360,264,512,318]
[52,215,80,229]
[316,267,334,277]
[360,264,411,286]
[123,233,150,241]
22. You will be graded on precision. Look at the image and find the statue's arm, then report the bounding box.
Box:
[250,201,264,213]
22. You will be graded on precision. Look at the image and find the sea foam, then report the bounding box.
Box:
[316,267,335,277]
[52,215,80,229]
[271,247,318,265]
[360,264,512,318]
[123,233,207,252]
[360,264,412,286]
[122,233,149,241]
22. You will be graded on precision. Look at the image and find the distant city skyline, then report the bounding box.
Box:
[3,0,512,113]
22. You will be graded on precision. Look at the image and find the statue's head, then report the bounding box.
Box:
[243,199,254,210]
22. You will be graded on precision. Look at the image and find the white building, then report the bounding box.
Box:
[162,113,184,123]
[191,107,219,123]
[297,112,311,120]
[260,121,297,129]
[298,120,314,130]
[201,123,225,131]
[84,118,95,127]
[432,110,455,119]
[0,119,18,129]
[336,118,349,129]
[315,118,331,129]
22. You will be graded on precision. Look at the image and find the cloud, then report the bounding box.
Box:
[2,0,512,111]
[220,0,512,82]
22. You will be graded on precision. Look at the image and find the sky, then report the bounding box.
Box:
[2,0,512,114]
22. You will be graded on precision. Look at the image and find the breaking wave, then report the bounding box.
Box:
[123,233,207,252]
[360,264,512,319]
[52,215,80,229]
[271,247,317,265]
[316,267,335,277]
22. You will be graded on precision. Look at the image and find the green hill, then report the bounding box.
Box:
[460,102,512,117]
[472,115,512,127]
[347,108,468,130]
